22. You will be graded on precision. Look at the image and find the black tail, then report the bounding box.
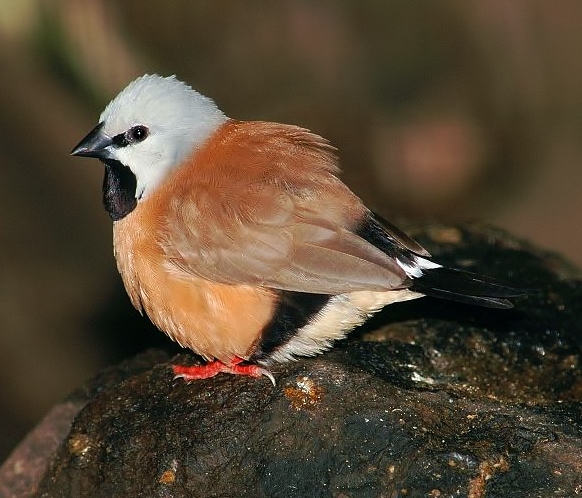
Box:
[410,266,523,309]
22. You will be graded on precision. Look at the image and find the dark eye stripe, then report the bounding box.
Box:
[112,132,129,147]
[111,125,149,148]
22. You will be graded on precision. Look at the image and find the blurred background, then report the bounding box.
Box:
[1,0,582,461]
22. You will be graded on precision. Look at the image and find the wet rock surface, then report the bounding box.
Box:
[2,223,581,497]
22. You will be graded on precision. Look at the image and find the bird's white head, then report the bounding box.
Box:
[72,74,227,200]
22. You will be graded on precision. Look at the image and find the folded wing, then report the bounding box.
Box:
[159,121,413,294]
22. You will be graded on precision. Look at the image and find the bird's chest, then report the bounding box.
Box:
[111,210,276,361]
[112,215,155,314]
[112,212,194,323]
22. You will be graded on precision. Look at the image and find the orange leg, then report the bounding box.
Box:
[172,356,275,385]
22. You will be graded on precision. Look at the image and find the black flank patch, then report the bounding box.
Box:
[251,291,331,361]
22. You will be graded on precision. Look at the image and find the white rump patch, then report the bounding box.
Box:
[396,255,442,279]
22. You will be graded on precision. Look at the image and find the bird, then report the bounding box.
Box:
[71,74,521,385]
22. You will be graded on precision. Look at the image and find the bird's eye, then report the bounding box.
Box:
[126,125,149,144]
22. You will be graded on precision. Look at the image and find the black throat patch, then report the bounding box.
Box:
[101,159,138,221]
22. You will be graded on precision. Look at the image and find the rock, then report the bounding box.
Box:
[3,223,582,497]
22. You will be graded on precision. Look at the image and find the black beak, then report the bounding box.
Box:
[71,122,114,159]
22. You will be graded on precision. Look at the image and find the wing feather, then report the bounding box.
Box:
[160,121,409,294]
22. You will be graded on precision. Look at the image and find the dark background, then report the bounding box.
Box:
[1,0,582,462]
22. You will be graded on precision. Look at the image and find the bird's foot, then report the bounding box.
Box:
[172,356,276,386]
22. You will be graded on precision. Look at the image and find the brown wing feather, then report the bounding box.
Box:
[158,120,408,294]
